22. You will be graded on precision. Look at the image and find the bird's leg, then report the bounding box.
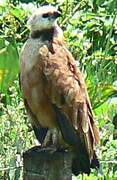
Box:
[52,129,66,152]
[51,128,59,146]
[41,130,52,147]
[41,128,61,152]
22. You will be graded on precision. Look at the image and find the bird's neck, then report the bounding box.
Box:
[31,28,54,41]
[31,25,63,43]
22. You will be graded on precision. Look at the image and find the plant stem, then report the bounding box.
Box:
[105,13,117,54]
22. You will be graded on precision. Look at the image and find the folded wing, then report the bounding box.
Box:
[38,41,100,175]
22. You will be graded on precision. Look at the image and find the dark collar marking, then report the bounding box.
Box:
[31,28,54,42]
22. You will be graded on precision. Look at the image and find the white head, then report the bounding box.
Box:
[27,5,61,32]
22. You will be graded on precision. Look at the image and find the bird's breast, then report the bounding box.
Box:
[22,67,58,128]
[20,44,58,128]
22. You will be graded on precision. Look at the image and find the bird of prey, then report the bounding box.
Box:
[20,5,100,175]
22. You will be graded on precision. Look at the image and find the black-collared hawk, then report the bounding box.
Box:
[20,5,100,175]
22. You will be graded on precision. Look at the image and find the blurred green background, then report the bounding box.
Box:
[0,0,117,179]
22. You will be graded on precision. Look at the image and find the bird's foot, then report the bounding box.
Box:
[40,128,67,153]
[40,144,66,154]
[41,144,57,153]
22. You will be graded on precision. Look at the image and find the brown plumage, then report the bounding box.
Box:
[20,5,100,175]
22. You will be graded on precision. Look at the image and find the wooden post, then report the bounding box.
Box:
[23,146,72,180]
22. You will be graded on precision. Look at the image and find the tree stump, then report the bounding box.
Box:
[23,146,72,180]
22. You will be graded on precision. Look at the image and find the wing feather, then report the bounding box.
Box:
[38,41,100,156]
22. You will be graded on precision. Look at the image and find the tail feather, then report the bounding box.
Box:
[72,155,91,176]
[72,152,99,176]
[90,152,100,169]
[53,105,99,176]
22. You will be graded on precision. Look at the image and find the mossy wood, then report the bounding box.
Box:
[23,146,72,180]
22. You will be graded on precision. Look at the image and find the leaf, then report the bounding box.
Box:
[0,37,19,92]
[10,6,26,22]
[94,85,117,108]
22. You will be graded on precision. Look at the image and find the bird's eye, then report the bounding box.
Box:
[42,13,50,18]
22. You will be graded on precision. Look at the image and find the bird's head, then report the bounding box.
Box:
[27,5,61,32]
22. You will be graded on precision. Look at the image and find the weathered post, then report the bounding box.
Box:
[23,146,72,180]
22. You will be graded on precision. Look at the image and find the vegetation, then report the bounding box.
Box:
[0,0,117,179]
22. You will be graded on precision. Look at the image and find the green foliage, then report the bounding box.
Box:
[0,0,117,179]
[0,81,35,179]
[0,36,19,92]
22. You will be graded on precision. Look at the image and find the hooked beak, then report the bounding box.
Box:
[53,11,62,18]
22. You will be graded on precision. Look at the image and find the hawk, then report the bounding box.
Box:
[20,5,100,175]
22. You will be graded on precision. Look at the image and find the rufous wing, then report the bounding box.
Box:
[38,41,100,174]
